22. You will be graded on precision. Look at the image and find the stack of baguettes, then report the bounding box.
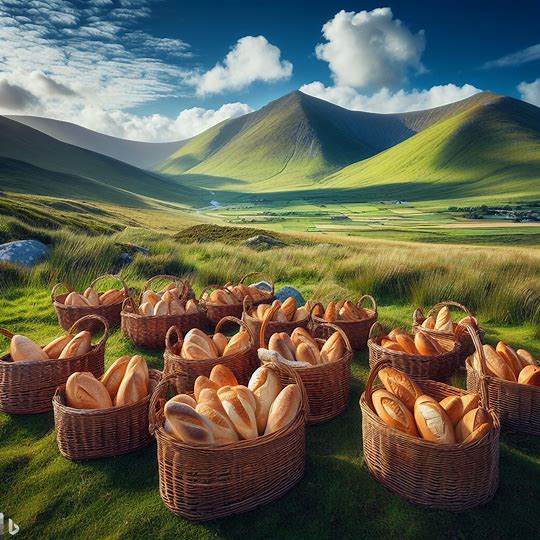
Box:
[372,367,494,444]
[65,355,151,409]
[307,299,370,322]
[163,364,301,445]
[248,297,308,322]
[179,328,251,359]
[204,282,271,305]
[138,283,199,317]
[58,287,125,308]
[377,327,448,356]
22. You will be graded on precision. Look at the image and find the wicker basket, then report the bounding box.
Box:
[260,316,352,424]
[121,275,206,349]
[52,369,162,460]
[52,274,129,331]
[368,322,460,382]
[0,315,108,414]
[201,272,275,327]
[163,316,259,391]
[313,295,378,350]
[149,360,307,521]
[412,301,485,363]
[242,296,310,347]
[462,323,540,435]
[360,358,500,510]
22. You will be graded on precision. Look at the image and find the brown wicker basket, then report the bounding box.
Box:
[0,315,108,414]
[462,323,540,435]
[242,296,310,347]
[260,316,353,424]
[163,316,259,391]
[313,295,378,350]
[52,369,162,460]
[149,359,307,521]
[412,300,485,363]
[52,274,129,332]
[360,358,500,510]
[368,322,460,382]
[201,272,275,327]
[121,275,206,349]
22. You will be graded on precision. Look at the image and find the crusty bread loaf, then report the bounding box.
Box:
[307,301,324,318]
[414,331,443,356]
[142,290,161,306]
[181,328,218,359]
[212,333,228,356]
[65,292,91,307]
[153,299,169,316]
[164,401,215,445]
[480,345,517,381]
[274,310,288,322]
[83,287,100,307]
[194,376,220,401]
[295,343,320,365]
[209,289,236,305]
[100,355,131,399]
[99,289,124,306]
[210,364,238,388]
[256,303,271,320]
[185,299,198,314]
[421,316,436,329]
[248,366,282,434]
[66,372,112,409]
[439,393,480,426]
[324,301,337,322]
[455,407,492,443]
[380,338,403,352]
[291,328,320,364]
[218,385,258,439]
[169,299,186,315]
[293,306,309,321]
[320,331,346,363]
[139,301,154,316]
[10,334,49,362]
[222,330,250,356]
[372,389,418,436]
[268,333,296,362]
[414,395,455,444]
[517,349,537,368]
[43,334,74,359]
[264,384,301,435]
[462,422,492,444]
[169,393,197,408]
[518,365,540,386]
[388,328,408,341]
[196,402,239,444]
[379,367,422,411]
[281,297,297,321]
[395,333,418,355]
[340,300,368,321]
[435,306,454,333]
[59,331,92,359]
[114,355,149,406]
[496,341,522,377]
[457,315,478,329]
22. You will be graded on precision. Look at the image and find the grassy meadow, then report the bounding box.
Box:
[1,194,540,539]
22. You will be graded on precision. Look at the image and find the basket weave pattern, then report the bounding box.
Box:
[361,357,500,510]
[0,315,108,414]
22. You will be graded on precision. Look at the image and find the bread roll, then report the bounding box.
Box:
[256,303,270,320]
[142,290,161,306]
[212,333,228,355]
[264,384,301,435]
[455,407,492,443]
[185,299,198,315]
[421,316,436,329]
[209,289,235,305]
[380,339,403,352]
[161,289,175,303]
[517,349,537,368]
[66,372,112,409]
[324,301,337,322]
[281,297,297,321]
[480,345,516,381]
[496,342,522,377]
[182,328,218,359]
[101,355,131,399]
[268,333,296,362]
[196,402,239,444]
[83,287,100,306]
[339,300,368,321]
[65,291,91,307]
[388,328,408,341]
[439,393,480,426]
[435,306,454,333]
[10,335,48,362]
[43,334,74,359]
[295,343,319,365]
[320,331,346,363]
[169,299,186,315]
[462,422,492,444]
[99,289,124,305]
[164,401,215,445]
[293,306,309,321]
[291,328,320,363]
[194,376,220,401]
[372,389,418,436]
[273,310,288,322]
[169,393,197,408]
[311,302,325,318]
[414,331,443,356]
[218,385,258,439]
[222,330,250,356]
[379,367,422,411]
[414,395,455,444]
[248,366,282,434]
[518,365,540,386]
[153,299,169,316]
[210,364,238,388]
[395,333,418,355]
[59,331,92,359]
[114,355,149,406]
[139,301,154,316]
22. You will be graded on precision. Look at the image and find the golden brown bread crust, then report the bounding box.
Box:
[217,385,258,440]
[139,301,154,316]
[281,297,297,321]
[268,333,296,362]
[414,395,455,444]
[10,335,49,362]
[114,355,149,406]
[421,316,435,329]
[462,422,491,444]
[295,343,319,365]
[66,372,113,409]
[517,349,537,368]
[255,303,271,320]
[181,328,218,359]
[264,384,301,435]
[100,355,131,400]
[169,300,186,315]
[185,299,198,314]
[380,339,404,352]
[372,389,418,436]
[83,287,100,306]
[496,342,522,377]
[164,401,215,445]
[169,393,197,408]
[518,365,540,386]
[480,345,516,381]
[435,306,454,333]
[196,403,239,444]
[455,407,492,443]
[209,364,238,388]
[212,333,228,355]
[324,301,337,322]
[248,367,282,434]
[194,376,220,401]
[153,300,169,316]
[197,388,229,417]
[43,334,74,359]
[65,292,91,307]
[379,367,422,411]
[99,289,125,305]
[439,393,480,426]
[414,331,443,356]
[59,331,92,359]
[320,331,345,363]
[142,290,161,306]
[222,331,250,356]
[395,333,418,355]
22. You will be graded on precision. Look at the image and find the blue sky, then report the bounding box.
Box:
[0,0,539,141]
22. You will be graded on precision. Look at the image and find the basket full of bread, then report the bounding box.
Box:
[121,275,205,349]
[360,353,500,510]
[200,272,275,326]
[52,274,128,331]
[368,321,460,382]
[242,296,310,347]
[412,302,485,362]
[53,355,162,460]
[0,315,108,414]
[463,324,540,435]
[310,295,378,350]
[163,316,258,390]
[149,360,307,521]
[259,303,353,424]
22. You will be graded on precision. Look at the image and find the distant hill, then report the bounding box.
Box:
[7,115,186,170]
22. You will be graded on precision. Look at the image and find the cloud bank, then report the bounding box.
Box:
[518,79,540,106]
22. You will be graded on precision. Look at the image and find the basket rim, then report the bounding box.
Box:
[121,306,204,320]
[51,274,128,308]
[367,338,460,362]
[312,309,377,326]
[53,297,125,310]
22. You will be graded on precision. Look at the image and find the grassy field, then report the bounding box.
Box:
[1,197,540,539]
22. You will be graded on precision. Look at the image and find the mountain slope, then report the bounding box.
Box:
[324,96,540,201]
[6,115,186,169]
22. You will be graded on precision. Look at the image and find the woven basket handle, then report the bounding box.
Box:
[368,321,386,341]
[51,282,74,302]
[357,294,377,313]
[122,296,138,313]
[412,307,425,325]
[165,325,184,352]
[242,295,255,315]
[312,322,353,354]
[140,275,187,304]
[259,302,282,349]
[0,327,15,341]
[429,301,474,320]
[68,314,109,349]
[90,274,129,296]
[215,316,255,345]
[455,322,490,408]
[364,358,394,413]
[239,272,275,295]
[149,373,179,435]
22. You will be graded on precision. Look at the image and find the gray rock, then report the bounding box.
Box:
[249,280,273,293]
[0,240,50,268]
[244,235,286,250]
[275,286,305,306]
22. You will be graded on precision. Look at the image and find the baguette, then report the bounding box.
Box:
[59,331,92,359]
[439,393,480,426]
[114,355,149,406]
[293,306,309,321]
[185,299,199,314]
[268,333,296,362]
[479,345,516,381]
[517,349,537,368]
[248,366,282,434]
[142,290,161,306]
[295,343,320,365]
[324,301,337,322]
[518,365,540,386]
[457,315,478,330]
[291,328,320,363]
[462,422,492,444]
[66,372,112,409]
[196,403,239,444]
[164,401,215,445]
[65,292,91,307]
[10,335,49,362]
[43,334,74,359]
[222,330,250,356]
[455,407,492,444]
[256,303,270,320]
[217,385,258,439]
[320,331,346,363]
[435,306,454,333]
[194,376,220,401]
[281,297,297,321]
[395,333,418,355]
[414,331,443,356]
[496,341,522,377]
[421,316,436,329]
[414,395,455,444]
[264,384,301,435]
[100,355,131,399]
[378,367,422,411]
[169,393,197,408]
[153,299,169,316]
[139,301,154,316]
[99,289,124,306]
[212,333,228,356]
[209,364,238,388]
[83,287,100,306]
[388,328,408,341]
[380,339,403,352]
[372,389,418,436]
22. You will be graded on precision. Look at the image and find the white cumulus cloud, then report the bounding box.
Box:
[192,35,293,96]
[518,79,540,106]
[315,8,425,89]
